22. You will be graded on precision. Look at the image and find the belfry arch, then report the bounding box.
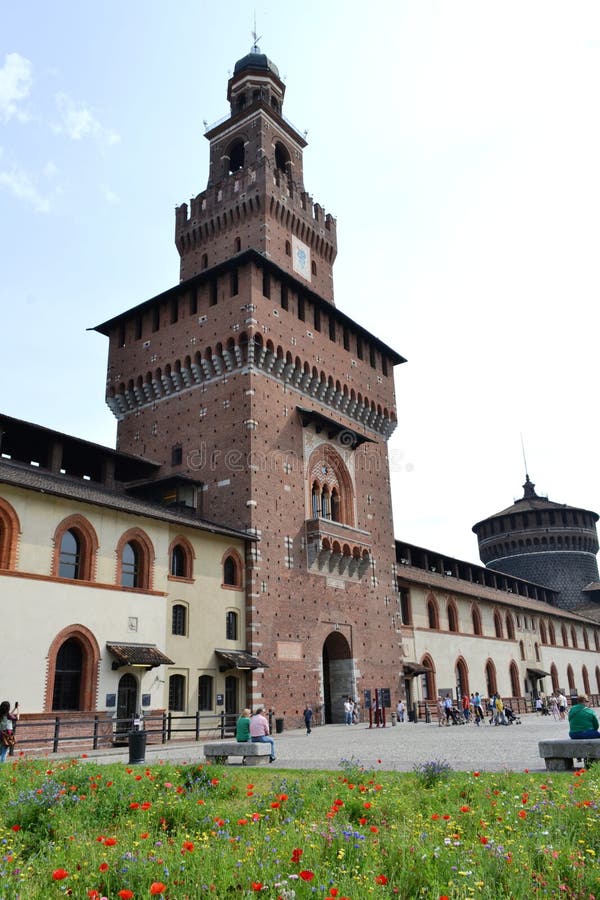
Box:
[322,631,354,724]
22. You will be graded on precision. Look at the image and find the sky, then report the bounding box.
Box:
[2,1,600,565]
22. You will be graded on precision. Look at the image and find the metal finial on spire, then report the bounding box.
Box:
[520,432,528,480]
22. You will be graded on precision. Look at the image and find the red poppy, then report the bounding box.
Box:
[270,801,280,809]
[299,871,314,881]
[104,837,117,846]
[473,771,480,777]
[359,817,367,825]
[141,802,152,810]
[11,824,20,831]
[518,810,527,819]
[129,802,140,809]
[140,832,149,839]
[182,841,194,853]
[480,836,488,845]
[118,892,134,900]
[278,793,288,801]
[375,874,388,885]
[460,805,471,813]
[150,884,167,896]
[99,862,109,872]
[251,883,263,892]
[88,891,100,899]
[291,848,303,863]
[52,869,69,881]
[370,825,379,833]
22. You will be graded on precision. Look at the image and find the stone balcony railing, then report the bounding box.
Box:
[305,517,372,581]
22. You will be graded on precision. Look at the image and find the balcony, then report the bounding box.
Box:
[305,517,372,581]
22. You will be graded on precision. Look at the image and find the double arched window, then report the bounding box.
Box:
[307,445,354,526]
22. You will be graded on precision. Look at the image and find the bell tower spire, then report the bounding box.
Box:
[174,46,338,302]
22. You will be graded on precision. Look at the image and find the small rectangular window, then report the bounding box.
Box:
[369,344,376,368]
[152,306,160,332]
[298,295,305,321]
[356,336,363,360]
[171,297,179,324]
[134,316,142,341]
[329,317,336,342]
[381,355,388,376]
[343,327,350,351]
[231,268,239,296]
[226,610,238,641]
[281,284,288,310]
[190,288,198,315]
[171,444,183,466]
[313,306,321,331]
[210,279,218,306]
[262,271,271,298]
[118,322,126,348]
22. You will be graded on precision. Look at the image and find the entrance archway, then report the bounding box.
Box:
[322,632,354,724]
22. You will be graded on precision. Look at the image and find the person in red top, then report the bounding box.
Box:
[461,694,471,723]
[249,706,276,762]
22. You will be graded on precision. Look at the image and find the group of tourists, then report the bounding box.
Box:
[235,706,276,762]
[534,691,568,719]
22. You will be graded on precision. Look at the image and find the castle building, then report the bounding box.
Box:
[0,46,598,734]
[94,45,406,724]
[472,476,600,611]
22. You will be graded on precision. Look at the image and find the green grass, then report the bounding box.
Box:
[0,755,598,898]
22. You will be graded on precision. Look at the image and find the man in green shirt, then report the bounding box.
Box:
[568,696,600,739]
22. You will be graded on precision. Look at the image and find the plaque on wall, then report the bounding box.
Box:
[142,694,151,707]
[105,694,116,708]
[216,694,224,706]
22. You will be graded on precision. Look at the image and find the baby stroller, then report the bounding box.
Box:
[504,706,521,725]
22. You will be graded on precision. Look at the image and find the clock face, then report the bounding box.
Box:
[292,235,311,282]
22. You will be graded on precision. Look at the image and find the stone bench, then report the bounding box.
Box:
[204,741,272,766]
[538,739,600,771]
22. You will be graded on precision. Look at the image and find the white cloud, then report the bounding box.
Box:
[0,152,50,212]
[53,92,120,146]
[0,52,33,122]
[100,185,120,204]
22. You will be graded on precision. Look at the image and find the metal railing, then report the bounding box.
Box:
[9,710,244,757]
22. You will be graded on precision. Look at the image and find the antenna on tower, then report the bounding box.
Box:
[520,432,528,479]
[252,11,262,52]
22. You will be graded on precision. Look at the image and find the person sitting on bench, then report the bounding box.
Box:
[568,695,600,740]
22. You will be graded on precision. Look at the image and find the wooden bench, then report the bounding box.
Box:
[204,741,272,766]
[538,739,600,771]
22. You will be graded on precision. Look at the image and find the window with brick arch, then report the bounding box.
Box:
[0,498,19,570]
[116,529,154,590]
[53,515,98,582]
[307,445,354,527]
[222,551,243,588]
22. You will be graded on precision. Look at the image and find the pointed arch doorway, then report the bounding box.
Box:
[116,673,138,737]
[322,631,354,724]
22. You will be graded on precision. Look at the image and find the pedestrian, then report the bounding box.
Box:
[396,699,405,723]
[493,694,507,726]
[344,698,353,725]
[235,708,251,743]
[249,706,276,762]
[443,694,453,726]
[568,695,600,739]
[303,704,313,734]
[0,700,18,763]
[461,694,471,723]
[472,692,483,725]
[549,694,560,721]
[558,691,567,720]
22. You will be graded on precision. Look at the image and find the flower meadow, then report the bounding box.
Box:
[0,755,599,899]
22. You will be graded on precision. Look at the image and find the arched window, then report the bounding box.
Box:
[539,620,547,644]
[455,657,469,697]
[567,664,575,691]
[274,141,291,173]
[122,542,139,588]
[172,603,187,636]
[582,666,590,696]
[222,550,243,588]
[168,674,186,711]
[228,139,245,172]
[534,642,540,661]
[400,588,412,626]
[53,515,98,581]
[595,631,600,652]
[169,537,194,579]
[583,629,590,650]
[321,486,331,519]
[0,498,20,570]
[549,621,556,645]
[447,601,459,633]
[485,659,497,697]
[52,639,83,710]
[307,445,354,527]
[311,482,320,518]
[519,640,525,660]
[505,613,515,641]
[59,530,81,579]
[116,529,154,590]
[551,663,559,693]
[420,655,436,700]
[509,660,521,697]
[494,611,503,639]
[570,626,578,649]
[471,605,483,636]
[427,597,439,630]
[561,625,568,647]
[198,675,213,710]
[226,610,238,641]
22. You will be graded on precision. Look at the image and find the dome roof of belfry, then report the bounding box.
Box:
[233,48,280,79]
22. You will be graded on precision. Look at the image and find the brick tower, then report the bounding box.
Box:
[96,44,406,724]
[473,475,600,611]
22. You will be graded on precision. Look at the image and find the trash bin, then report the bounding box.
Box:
[391,712,397,726]
[275,718,284,734]
[128,729,147,764]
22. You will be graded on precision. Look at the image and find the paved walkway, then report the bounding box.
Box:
[46,712,573,773]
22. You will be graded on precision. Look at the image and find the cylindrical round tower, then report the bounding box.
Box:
[472,476,599,610]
